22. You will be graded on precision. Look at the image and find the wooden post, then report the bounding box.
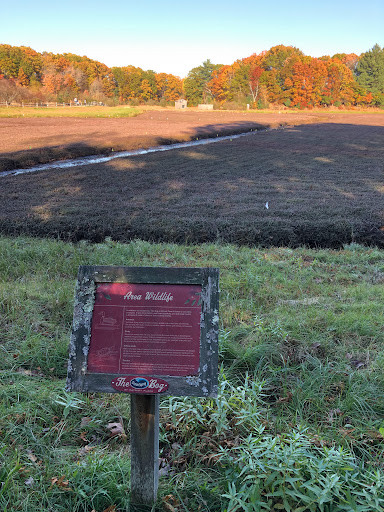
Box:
[130,394,159,506]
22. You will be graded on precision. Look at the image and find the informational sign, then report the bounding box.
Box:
[66,266,219,397]
[88,283,202,376]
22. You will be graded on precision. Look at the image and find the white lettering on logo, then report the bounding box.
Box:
[115,377,130,387]
[148,379,166,392]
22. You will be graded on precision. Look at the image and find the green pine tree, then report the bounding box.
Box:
[356,44,384,95]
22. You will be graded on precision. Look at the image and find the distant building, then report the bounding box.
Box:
[198,104,214,110]
[175,99,187,109]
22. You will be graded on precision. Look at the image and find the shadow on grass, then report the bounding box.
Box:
[0,121,383,248]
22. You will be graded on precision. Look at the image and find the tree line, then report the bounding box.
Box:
[0,45,183,106]
[0,43,383,108]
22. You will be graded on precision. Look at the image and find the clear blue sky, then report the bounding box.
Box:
[2,0,383,78]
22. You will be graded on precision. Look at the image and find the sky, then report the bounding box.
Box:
[2,0,383,78]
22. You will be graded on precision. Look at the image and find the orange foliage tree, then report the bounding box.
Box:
[155,73,183,102]
[0,42,377,108]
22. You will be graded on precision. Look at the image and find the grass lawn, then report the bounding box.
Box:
[0,106,143,118]
[1,236,384,511]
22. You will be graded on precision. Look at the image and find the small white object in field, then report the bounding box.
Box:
[265,202,269,209]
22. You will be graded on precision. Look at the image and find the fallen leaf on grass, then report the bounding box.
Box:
[77,445,95,457]
[351,360,365,369]
[276,392,293,404]
[50,475,73,492]
[163,503,177,512]
[220,437,239,448]
[26,450,38,463]
[102,506,116,512]
[339,428,356,439]
[159,459,172,477]
[202,452,222,466]
[327,408,343,424]
[345,353,367,369]
[106,421,126,439]
[79,431,89,443]
[80,417,92,427]
[15,413,26,424]
[366,430,384,441]
[24,476,34,487]
[310,435,328,447]
[16,368,41,376]
[163,494,180,512]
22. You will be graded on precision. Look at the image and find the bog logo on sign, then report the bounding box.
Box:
[131,377,149,389]
[111,376,169,394]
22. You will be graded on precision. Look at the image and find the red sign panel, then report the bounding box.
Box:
[87,283,202,376]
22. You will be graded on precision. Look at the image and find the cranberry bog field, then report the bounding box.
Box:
[0,109,383,248]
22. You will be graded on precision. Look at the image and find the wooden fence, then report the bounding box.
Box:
[0,101,102,108]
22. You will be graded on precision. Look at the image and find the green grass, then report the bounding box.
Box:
[1,236,384,510]
[0,106,143,118]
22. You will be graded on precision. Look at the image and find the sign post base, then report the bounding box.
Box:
[130,394,159,506]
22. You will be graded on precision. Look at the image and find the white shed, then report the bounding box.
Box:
[175,99,188,109]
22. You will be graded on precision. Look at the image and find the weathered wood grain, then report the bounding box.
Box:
[130,394,159,505]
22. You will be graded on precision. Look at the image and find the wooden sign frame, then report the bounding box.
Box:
[66,266,219,398]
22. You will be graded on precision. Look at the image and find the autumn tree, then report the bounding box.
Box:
[332,53,359,71]
[262,45,303,71]
[260,45,304,103]
[140,79,154,101]
[290,58,318,108]
[139,70,157,101]
[42,73,65,95]
[184,60,222,104]
[248,64,264,103]
[0,45,40,81]
[155,73,182,102]
[89,79,104,100]
[112,66,144,102]
[0,78,19,103]
[71,67,88,92]
[207,65,233,103]
[323,59,355,106]
[0,45,19,78]
[101,73,116,98]
[17,68,29,86]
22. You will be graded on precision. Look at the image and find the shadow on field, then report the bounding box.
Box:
[1,121,383,248]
